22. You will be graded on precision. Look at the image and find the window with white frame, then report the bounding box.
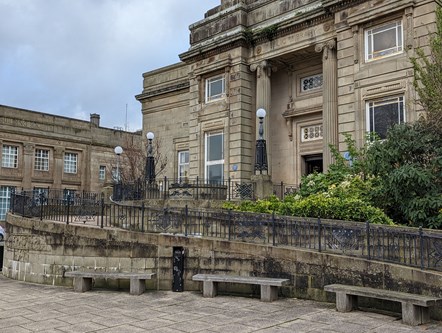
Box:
[99,165,106,180]
[205,132,224,183]
[0,186,14,220]
[366,96,405,139]
[300,74,323,92]
[178,151,189,181]
[205,75,225,103]
[2,145,18,168]
[365,20,403,61]
[64,152,78,174]
[34,149,49,171]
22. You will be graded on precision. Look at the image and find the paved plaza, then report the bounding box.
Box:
[0,275,441,333]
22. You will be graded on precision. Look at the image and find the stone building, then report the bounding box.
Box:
[0,104,142,220]
[136,0,438,190]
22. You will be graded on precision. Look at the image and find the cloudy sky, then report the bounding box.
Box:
[0,0,220,131]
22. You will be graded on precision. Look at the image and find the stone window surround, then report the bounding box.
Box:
[350,8,412,66]
[204,73,227,104]
[194,56,232,104]
[359,79,407,139]
[364,20,403,62]
[347,0,414,66]
[365,94,405,140]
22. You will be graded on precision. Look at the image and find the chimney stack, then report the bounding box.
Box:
[90,113,100,127]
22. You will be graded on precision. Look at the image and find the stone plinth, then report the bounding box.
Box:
[251,174,273,199]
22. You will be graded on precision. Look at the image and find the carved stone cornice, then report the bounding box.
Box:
[135,81,190,101]
[282,106,322,119]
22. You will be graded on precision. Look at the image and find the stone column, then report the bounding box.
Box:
[53,147,64,189]
[250,60,274,174]
[315,40,338,171]
[22,143,34,190]
[250,60,274,198]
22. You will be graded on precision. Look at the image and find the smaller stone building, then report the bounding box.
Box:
[0,104,142,220]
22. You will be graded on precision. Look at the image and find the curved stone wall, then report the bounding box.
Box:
[3,214,442,319]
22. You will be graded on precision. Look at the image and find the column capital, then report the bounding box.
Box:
[54,147,65,159]
[24,143,34,155]
[315,39,337,60]
[250,60,276,78]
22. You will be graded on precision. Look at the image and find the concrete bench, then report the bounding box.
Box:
[64,271,155,295]
[324,284,442,326]
[192,274,289,302]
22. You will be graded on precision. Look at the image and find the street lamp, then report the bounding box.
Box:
[145,132,155,184]
[254,108,268,174]
[114,146,123,182]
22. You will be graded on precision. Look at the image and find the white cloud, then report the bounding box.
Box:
[0,0,220,130]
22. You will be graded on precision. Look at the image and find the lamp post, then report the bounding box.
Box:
[114,146,123,182]
[254,108,268,174]
[145,132,155,184]
[113,146,123,201]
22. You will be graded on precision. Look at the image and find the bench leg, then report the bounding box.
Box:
[335,292,357,312]
[73,277,92,292]
[401,302,430,326]
[130,278,146,295]
[261,285,278,302]
[202,281,217,298]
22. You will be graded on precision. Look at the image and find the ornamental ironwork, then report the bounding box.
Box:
[234,214,266,242]
[153,210,181,233]
[428,238,442,268]
[327,227,361,253]
[233,183,253,200]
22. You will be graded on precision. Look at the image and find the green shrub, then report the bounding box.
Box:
[224,193,393,225]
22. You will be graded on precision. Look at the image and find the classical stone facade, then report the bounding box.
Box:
[136,0,439,187]
[0,105,141,220]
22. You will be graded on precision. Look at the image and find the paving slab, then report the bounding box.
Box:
[0,275,441,332]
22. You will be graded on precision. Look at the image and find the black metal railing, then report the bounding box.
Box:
[9,191,442,272]
[112,177,255,201]
[272,182,299,200]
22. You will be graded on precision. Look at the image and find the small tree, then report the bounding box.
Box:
[365,122,442,228]
[110,135,168,183]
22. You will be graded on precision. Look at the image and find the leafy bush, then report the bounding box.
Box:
[365,122,442,228]
[224,193,393,225]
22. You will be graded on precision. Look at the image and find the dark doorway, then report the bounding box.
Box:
[303,154,323,175]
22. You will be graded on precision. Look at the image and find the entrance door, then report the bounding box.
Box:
[303,154,323,175]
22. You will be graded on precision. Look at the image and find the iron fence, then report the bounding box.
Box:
[9,191,442,272]
[272,182,299,200]
[112,177,255,201]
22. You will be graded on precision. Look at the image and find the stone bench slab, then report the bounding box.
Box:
[324,284,442,326]
[65,271,155,295]
[192,274,289,302]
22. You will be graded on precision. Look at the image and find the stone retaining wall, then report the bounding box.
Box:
[3,214,442,319]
